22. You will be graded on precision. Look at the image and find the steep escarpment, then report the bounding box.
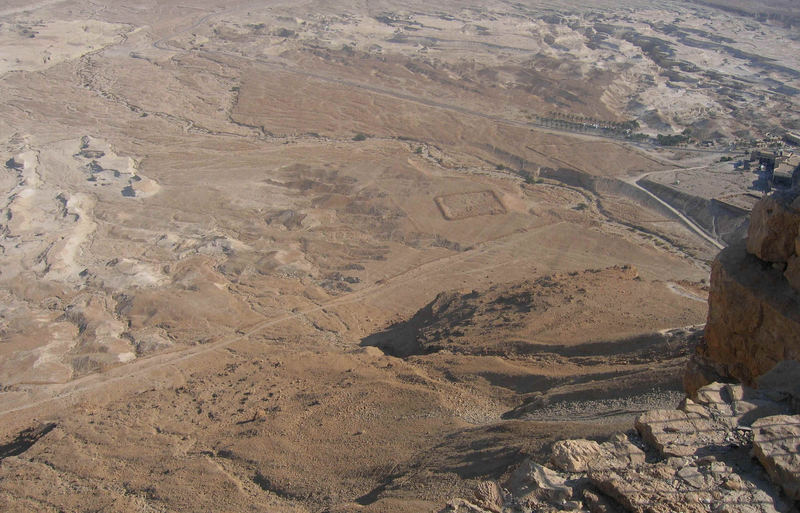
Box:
[687,189,800,393]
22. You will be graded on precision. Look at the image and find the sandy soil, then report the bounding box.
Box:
[0,0,796,511]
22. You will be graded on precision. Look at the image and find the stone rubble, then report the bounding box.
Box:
[441,377,800,513]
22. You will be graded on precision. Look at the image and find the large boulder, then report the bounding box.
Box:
[550,440,605,473]
[689,240,800,392]
[746,191,800,263]
[757,360,800,413]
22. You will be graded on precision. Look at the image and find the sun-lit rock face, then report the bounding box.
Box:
[444,380,799,513]
[746,191,800,264]
[687,189,800,395]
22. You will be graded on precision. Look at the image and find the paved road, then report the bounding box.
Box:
[623,169,726,250]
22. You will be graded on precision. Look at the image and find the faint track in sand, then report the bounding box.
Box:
[0,6,715,421]
[0,220,564,419]
[0,0,70,17]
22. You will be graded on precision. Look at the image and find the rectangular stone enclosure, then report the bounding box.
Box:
[434,190,506,220]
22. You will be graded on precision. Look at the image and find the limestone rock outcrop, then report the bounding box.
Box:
[634,408,727,457]
[549,434,645,474]
[549,439,605,473]
[757,360,800,413]
[687,188,800,393]
[441,381,798,513]
[746,191,800,263]
[752,415,800,501]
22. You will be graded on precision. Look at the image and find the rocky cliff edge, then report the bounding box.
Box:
[687,188,800,393]
[442,189,800,513]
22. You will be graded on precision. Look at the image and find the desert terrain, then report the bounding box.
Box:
[0,0,798,511]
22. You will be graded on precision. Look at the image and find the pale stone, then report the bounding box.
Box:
[473,481,503,513]
[508,459,573,507]
[680,398,712,418]
[752,415,800,500]
[596,433,646,470]
[550,439,605,473]
[696,382,734,419]
[589,458,787,513]
[747,192,800,263]
[694,382,791,427]
[635,409,727,457]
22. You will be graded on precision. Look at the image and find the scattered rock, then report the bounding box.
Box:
[507,459,573,508]
[595,433,646,470]
[550,439,605,473]
[589,457,787,513]
[473,481,503,513]
[441,498,495,513]
[694,382,791,428]
[448,379,798,513]
[550,435,645,473]
[581,488,623,513]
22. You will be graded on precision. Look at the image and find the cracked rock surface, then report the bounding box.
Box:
[442,380,800,513]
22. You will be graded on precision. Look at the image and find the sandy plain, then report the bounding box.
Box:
[0,0,798,511]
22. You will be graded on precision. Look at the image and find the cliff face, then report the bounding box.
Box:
[686,189,800,394]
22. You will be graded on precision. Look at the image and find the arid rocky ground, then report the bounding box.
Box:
[0,0,798,512]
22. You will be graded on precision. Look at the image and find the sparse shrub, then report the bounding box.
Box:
[656,133,690,146]
[353,133,368,141]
